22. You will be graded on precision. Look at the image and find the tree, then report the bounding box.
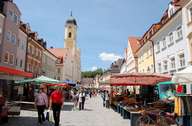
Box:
[81,68,104,78]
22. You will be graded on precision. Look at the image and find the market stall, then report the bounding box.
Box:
[172,65,192,126]
[110,73,171,125]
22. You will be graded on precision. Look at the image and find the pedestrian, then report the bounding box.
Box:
[49,87,64,126]
[101,91,106,107]
[89,90,92,98]
[81,89,86,110]
[35,87,48,125]
[105,91,110,108]
[78,90,83,110]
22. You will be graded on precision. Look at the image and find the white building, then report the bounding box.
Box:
[152,2,189,75]
[49,14,81,82]
[120,37,141,73]
[182,0,192,65]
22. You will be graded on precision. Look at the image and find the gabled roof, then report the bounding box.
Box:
[48,48,67,58]
[128,37,142,57]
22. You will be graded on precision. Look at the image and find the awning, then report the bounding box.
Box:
[0,66,33,78]
[62,80,76,86]
[15,75,59,84]
[157,81,176,85]
[110,73,171,86]
[47,83,69,88]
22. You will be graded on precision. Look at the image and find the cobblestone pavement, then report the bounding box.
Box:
[2,96,129,126]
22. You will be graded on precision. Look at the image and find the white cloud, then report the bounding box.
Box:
[91,66,98,71]
[99,52,122,61]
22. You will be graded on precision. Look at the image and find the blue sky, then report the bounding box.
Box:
[14,0,169,71]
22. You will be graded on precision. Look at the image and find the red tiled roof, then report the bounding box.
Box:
[48,48,68,58]
[128,37,142,56]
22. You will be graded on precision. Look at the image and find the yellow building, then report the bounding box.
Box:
[137,41,154,73]
[136,23,161,73]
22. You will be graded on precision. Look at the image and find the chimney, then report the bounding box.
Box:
[50,46,54,49]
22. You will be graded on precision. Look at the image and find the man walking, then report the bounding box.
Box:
[49,88,64,126]
[81,89,86,110]
[35,87,48,125]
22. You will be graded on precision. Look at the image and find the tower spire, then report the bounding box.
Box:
[70,11,73,17]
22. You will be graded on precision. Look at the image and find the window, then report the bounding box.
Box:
[17,39,20,47]
[163,60,168,71]
[176,26,183,40]
[162,38,166,49]
[13,14,18,24]
[31,46,34,55]
[4,52,9,63]
[9,54,14,65]
[15,58,17,66]
[169,32,174,45]
[156,41,160,52]
[170,57,176,69]
[57,68,61,74]
[21,41,25,50]
[20,60,23,68]
[68,32,72,38]
[189,7,192,22]
[179,53,185,67]
[6,32,11,41]
[169,8,174,16]
[0,27,2,34]
[158,63,161,73]
[11,34,16,43]
[8,10,13,18]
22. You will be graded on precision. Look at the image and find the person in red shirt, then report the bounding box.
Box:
[49,88,64,126]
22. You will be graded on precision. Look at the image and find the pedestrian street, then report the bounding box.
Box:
[2,96,129,126]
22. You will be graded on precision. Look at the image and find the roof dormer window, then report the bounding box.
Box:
[168,3,175,18]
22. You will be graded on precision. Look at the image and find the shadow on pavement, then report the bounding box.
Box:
[63,104,74,111]
[82,108,93,111]
[1,116,38,126]
[2,117,55,126]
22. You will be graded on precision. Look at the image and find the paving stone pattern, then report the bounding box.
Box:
[2,96,130,126]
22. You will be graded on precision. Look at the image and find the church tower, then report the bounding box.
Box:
[64,13,77,49]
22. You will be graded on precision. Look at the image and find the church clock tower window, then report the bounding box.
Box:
[68,32,72,38]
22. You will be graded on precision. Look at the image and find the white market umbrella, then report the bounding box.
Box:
[172,65,192,94]
[172,65,192,83]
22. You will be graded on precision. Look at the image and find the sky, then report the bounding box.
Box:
[14,0,169,71]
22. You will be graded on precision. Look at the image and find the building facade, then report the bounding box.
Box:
[0,0,20,69]
[42,49,57,79]
[137,41,154,73]
[182,0,192,65]
[0,0,32,98]
[152,3,188,75]
[26,32,45,77]
[137,24,161,73]
[16,23,28,71]
[120,37,141,73]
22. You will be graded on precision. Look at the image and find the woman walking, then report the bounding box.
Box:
[49,88,64,126]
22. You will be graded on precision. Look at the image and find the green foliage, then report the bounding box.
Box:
[81,68,103,78]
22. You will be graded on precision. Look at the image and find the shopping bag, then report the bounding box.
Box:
[49,110,54,123]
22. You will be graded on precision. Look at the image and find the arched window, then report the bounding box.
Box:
[68,32,72,38]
